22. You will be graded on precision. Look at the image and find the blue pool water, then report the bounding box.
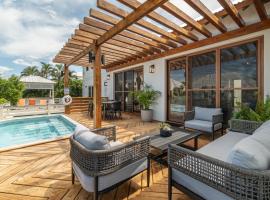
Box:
[0,115,75,148]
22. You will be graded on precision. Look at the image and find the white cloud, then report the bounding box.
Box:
[0,0,84,66]
[0,66,13,75]
[13,58,39,67]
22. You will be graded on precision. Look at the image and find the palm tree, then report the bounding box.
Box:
[21,66,40,77]
[51,64,64,82]
[40,62,53,78]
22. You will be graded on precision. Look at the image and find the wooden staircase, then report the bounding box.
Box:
[69,97,91,113]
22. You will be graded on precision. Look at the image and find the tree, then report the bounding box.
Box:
[0,75,24,105]
[70,79,82,97]
[40,62,53,78]
[21,66,39,77]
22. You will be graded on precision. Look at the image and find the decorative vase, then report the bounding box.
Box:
[141,109,153,122]
[160,129,172,137]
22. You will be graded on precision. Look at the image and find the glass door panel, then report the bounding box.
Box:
[167,58,186,123]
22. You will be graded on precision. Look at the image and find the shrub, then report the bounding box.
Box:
[233,98,270,122]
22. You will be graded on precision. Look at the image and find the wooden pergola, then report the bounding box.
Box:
[53,0,270,128]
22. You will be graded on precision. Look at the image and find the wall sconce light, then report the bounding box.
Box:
[106,74,111,81]
[149,64,155,73]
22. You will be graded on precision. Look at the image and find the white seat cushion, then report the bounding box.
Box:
[185,120,222,133]
[73,158,147,192]
[194,107,222,122]
[109,141,123,148]
[172,169,233,200]
[254,120,270,133]
[227,136,270,170]
[197,131,249,161]
[252,120,270,152]
[171,132,248,200]
[74,131,109,150]
[74,124,89,135]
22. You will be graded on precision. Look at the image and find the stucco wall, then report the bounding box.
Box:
[82,68,108,97]
[108,28,270,122]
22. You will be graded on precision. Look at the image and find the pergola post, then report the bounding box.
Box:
[64,64,70,114]
[93,44,102,128]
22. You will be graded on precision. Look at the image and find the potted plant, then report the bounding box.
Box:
[159,122,173,137]
[130,84,161,122]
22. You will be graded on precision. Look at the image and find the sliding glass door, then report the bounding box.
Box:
[166,38,262,124]
[188,51,216,108]
[167,58,186,123]
[220,41,258,122]
[114,67,144,112]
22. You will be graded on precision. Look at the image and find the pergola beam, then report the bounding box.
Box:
[118,0,198,41]
[97,0,184,45]
[161,2,212,37]
[184,0,227,33]
[90,9,169,51]
[254,0,268,21]
[65,0,169,67]
[217,0,245,27]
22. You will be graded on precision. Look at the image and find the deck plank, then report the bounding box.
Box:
[0,113,212,200]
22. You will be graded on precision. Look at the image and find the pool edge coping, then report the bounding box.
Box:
[0,114,87,153]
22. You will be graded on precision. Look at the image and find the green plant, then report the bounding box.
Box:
[233,98,270,122]
[130,84,161,110]
[159,122,172,131]
[0,76,24,105]
[0,98,8,105]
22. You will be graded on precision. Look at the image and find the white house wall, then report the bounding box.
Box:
[108,28,270,122]
[82,68,108,97]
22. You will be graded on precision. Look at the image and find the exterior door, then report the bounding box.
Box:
[167,58,186,123]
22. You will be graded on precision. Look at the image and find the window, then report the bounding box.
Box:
[114,68,144,112]
[86,67,89,71]
[188,51,216,108]
[220,41,258,122]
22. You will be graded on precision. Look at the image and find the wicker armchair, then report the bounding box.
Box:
[168,119,270,200]
[70,126,150,200]
[184,107,224,140]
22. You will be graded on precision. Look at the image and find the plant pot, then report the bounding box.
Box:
[160,129,172,137]
[141,109,153,122]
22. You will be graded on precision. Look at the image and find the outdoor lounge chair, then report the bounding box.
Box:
[168,119,270,200]
[70,126,150,200]
[184,107,223,140]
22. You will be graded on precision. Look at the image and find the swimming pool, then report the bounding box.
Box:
[0,115,76,149]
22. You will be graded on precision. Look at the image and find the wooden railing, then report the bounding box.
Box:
[69,97,92,113]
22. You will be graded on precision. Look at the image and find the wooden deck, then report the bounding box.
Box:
[0,113,211,200]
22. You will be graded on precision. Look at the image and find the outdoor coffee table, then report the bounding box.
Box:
[148,127,202,164]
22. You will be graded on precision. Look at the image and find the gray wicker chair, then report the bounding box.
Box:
[184,107,224,140]
[70,126,150,200]
[168,119,270,200]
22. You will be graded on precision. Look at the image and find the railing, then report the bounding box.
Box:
[0,104,64,119]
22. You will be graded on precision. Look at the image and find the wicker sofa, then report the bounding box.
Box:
[70,126,150,200]
[184,107,224,140]
[168,119,270,200]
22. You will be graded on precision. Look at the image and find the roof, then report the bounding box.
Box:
[53,0,270,71]
[20,76,55,84]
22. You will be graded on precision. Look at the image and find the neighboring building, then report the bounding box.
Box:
[82,67,108,98]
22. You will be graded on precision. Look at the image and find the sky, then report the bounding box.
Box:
[0,0,242,78]
[0,0,99,77]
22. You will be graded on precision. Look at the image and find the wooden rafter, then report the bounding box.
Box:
[82,18,156,54]
[118,0,198,41]
[97,0,184,45]
[254,0,268,21]
[63,0,169,67]
[217,0,245,27]
[90,9,169,50]
[105,19,270,71]
[184,0,227,33]
[161,2,212,37]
